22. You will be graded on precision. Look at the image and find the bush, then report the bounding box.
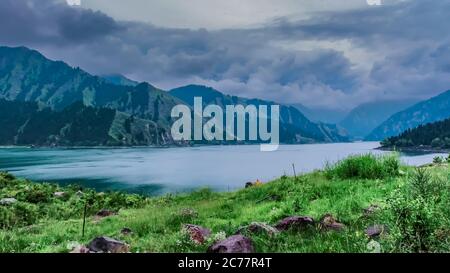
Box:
[0,202,39,228]
[444,138,450,149]
[387,168,447,252]
[0,172,15,181]
[0,175,148,229]
[431,138,443,148]
[395,138,414,147]
[325,154,400,180]
[22,188,52,204]
[0,172,16,188]
[433,156,443,164]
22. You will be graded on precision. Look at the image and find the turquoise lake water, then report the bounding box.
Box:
[0,142,446,195]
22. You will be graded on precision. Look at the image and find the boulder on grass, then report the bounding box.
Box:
[96,209,117,218]
[207,235,254,253]
[121,227,133,235]
[319,214,345,231]
[54,192,66,198]
[275,216,315,231]
[70,245,90,253]
[87,236,129,253]
[0,198,17,205]
[184,224,211,244]
[365,225,389,238]
[363,205,381,217]
[236,222,279,237]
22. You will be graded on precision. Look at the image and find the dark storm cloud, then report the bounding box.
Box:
[312,0,448,42]
[55,7,122,42]
[1,0,450,109]
[0,0,121,45]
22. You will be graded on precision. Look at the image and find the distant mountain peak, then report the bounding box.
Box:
[171,84,223,97]
[366,90,450,140]
[102,74,139,87]
[135,81,157,90]
[339,99,418,140]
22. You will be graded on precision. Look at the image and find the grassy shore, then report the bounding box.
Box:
[0,154,449,253]
[378,146,450,154]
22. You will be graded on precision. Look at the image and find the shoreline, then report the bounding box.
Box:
[377,146,450,154]
[0,141,372,150]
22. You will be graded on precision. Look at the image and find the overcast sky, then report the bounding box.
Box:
[1,0,449,110]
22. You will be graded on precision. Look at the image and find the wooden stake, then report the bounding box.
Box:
[292,163,297,178]
[82,199,88,238]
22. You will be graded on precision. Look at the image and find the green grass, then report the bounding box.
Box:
[325,153,401,180]
[0,154,449,253]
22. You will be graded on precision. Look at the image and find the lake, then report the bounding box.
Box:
[0,142,447,195]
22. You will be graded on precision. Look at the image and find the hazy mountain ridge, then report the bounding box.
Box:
[291,103,349,124]
[366,90,450,140]
[339,100,418,139]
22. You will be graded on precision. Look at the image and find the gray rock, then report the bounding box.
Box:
[184,224,211,244]
[366,225,389,238]
[0,198,17,205]
[54,192,66,198]
[275,216,315,231]
[208,235,254,253]
[70,245,90,253]
[236,222,279,236]
[87,236,129,253]
[121,227,133,235]
[363,205,381,217]
[319,214,345,231]
[96,209,117,218]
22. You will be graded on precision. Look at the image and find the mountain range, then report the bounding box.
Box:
[339,100,418,139]
[0,46,348,146]
[366,90,450,140]
[170,85,349,143]
[2,45,449,146]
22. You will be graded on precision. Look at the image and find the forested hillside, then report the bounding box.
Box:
[381,118,450,149]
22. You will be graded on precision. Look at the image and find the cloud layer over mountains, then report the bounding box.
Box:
[1,0,450,110]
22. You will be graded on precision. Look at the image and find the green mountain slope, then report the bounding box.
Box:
[0,99,167,146]
[0,46,184,143]
[0,46,181,124]
[366,90,450,140]
[104,82,184,129]
[0,46,123,110]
